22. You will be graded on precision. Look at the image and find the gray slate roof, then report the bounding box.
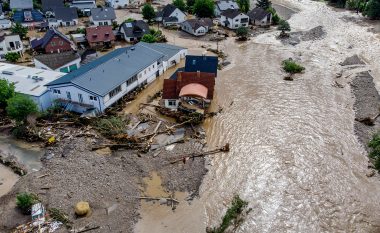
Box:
[156,4,178,18]
[42,0,64,12]
[11,0,33,9]
[35,51,81,70]
[216,0,239,11]
[138,42,185,62]
[221,9,243,18]
[120,20,149,38]
[247,7,271,20]
[182,18,213,30]
[54,7,78,21]
[47,42,186,96]
[91,7,116,21]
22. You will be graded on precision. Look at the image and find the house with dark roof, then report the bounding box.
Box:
[41,0,64,13]
[162,71,215,110]
[30,28,74,54]
[70,0,96,16]
[220,9,249,29]
[34,51,81,73]
[119,20,149,43]
[105,0,129,8]
[53,7,79,27]
[156,4,186,27]
[86,26,115,48]
[247,7,272,26]
[184,55,218,76]
[45,42,187,113]
[90,7,116,26]
[11,0,45,27]
[214,0,239,16]
[181,18,213,36]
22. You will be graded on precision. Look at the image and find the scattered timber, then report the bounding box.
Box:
[170,143,230,164]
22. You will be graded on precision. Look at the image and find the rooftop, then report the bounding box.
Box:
[41,0,64,12]
[157,4,180,18]
[247,7,271,20]
[0,63,65,97]
[184,55,218,76]
[54,7,78,21]
[91,7,116,21]
[221,9,243,18]
[47,42,186,96]
[138,42,185,62]
[216,0,239,11]
[30,28,71,49]
[86,26,115,43]
[120,20,149,38]
[34,51,81,70]
[11,0,33,10]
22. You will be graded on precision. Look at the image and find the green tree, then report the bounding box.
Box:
[142,4,156,23]
[11,23,28,39]
[282,59,305,74]
[364,0,380,19]
[4,52,21,63]
[16,192,39,214]
[124,18,135,23]
[141,34,157,43]
[6,94,38,122]
[277,19,290,32]
[193,0,215,17]
[236,26,249,40]
[186,0,196,12]
[0,79,15,108]
[256,0,272,10]
[237,0,250,13]
[173,0,186,11]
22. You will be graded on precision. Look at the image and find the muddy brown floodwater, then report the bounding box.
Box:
[147,0,380,232]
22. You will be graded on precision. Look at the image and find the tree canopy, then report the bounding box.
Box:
[256,0,272,10]
[277,19,290,32]
[6,94,38,122]
[236,27,249,40]
[193,0,215,17]
[5,52,21,63]
[141,34,157,43]
[11,23,28,39]
[0,79,15,108]
[173,0,186,11]
[364,0,380,19]
[237,0,250,13]
[142,4,156,23]
[186,0,196,12]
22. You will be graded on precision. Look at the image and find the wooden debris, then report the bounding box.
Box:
[37,174,49,179]
[170,143,230,164]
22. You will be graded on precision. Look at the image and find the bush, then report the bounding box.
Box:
[6,94,39,122]
[11,22,28,39]
[207,195,249,233]
[16,192,39,214]
[277,19,290,32]
[173,0,186,11]
[282,59,305,74]
[4,52,21,63]
[142,4,156,23]
[0,79,15,108]
[236,27,249,40]
[364,0,380,19]
[94,116,126,136]
[368,133,380,170]
[141,34,157,43]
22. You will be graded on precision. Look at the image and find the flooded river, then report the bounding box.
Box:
[147,0,380,232]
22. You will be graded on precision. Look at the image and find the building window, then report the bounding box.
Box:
[138,73,142,79]
[51,41,56,46]
[153,64,155,68]
[59,41,64,45]
[89,95,97,101]
[144,70,146,74]
[99,22,103,26]
[126,75,138,86]
[168,100,176,106]
[104,21,108,25]
[78,93,83,103]
[53,89,61,94]
[66,91,71,100]
[109,85,122,98]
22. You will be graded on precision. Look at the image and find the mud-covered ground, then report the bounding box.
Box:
[0,123,208,232]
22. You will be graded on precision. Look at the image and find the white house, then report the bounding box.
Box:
[119,20,149,42]
[46,42,187,113]
[0,62,65,110]
[0,32,23,60]
[90,7,116,26]
[105,0,129,8]
[34,51,81,73]
[156,4,186,27]
[214,0,239,16]
[71,0,96,15]
[54,7,79,27]
[181,18,213,36]
[220,9,249,29]
[247,7,272,26]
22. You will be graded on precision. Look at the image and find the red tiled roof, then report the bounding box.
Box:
[162,71,215,100]
[86,26,115,43]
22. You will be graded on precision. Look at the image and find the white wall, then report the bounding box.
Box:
[90,18,113,26]
[164,99,179,109]
[220,13,249,29]
[0,34,23,59]
[170,8,186,23]
[182,22,207,36]
[57,19,79,27]
[106,0,129,8]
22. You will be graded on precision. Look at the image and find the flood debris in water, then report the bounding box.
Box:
[0,152,27,176]
[280,26,326,45]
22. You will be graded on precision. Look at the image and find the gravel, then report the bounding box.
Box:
[0,124,208,232]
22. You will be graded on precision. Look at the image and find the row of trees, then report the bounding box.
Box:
[328,0,380,19]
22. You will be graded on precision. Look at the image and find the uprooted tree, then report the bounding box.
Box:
[6,94,39,123]
[277,19,291,37]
